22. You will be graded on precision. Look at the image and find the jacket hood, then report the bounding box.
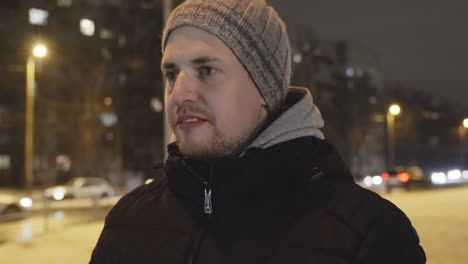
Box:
[243,87,324,154]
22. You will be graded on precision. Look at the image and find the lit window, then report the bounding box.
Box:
[99,29,114,39]
[293,53,302,64]
[346,67,354,78]
[0,155,11,169]
[29,8,49,26]
[57,0,72,7]
[80,18,95,36]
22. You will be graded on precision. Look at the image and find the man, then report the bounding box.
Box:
[91,0,426,263]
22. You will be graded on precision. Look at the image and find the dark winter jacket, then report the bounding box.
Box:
[90,137,426,264]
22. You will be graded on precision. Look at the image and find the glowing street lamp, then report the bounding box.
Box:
[25,44,47,189]
[33,44,47,57]
[387,104,401,168]
[389,104,401,116]
[459,118,468,168]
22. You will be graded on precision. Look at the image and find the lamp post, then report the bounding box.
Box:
[386,104,401,169]
[25,44,47,189]
[162,0,173,159]
[459,118,468,169]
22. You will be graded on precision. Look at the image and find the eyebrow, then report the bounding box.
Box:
[161,56,222,71]
[192,56,221,65]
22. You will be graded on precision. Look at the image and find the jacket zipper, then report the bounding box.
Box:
[185,180,211,263]
[180,159,214,263]
[180,159,214,216]
[203,180,213,215]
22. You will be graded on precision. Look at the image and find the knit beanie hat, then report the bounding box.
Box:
[161,0,291,114]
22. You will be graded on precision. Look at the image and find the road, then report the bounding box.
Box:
[382,185,468,264]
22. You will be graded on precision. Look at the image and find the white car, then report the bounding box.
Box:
[44,177,115,201]
[0,190,33,219]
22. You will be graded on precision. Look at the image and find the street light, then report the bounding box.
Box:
[163,0,173,160]
[459,118,468,169]
[389,104,401,116]
[33,44,47,57]
[25,43,47,189]
[387,104,401,169]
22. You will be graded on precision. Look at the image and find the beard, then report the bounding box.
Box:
[176,117,266,159]
[171,99,268,159]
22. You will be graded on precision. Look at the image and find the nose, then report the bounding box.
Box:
[169,71,198,106]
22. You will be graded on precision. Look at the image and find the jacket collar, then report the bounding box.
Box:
[165,137,354,236]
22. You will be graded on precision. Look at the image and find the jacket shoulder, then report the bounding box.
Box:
[90,176,196,263]
[103,176,169,226]
[352,185,426,263]
[320,181,426,263]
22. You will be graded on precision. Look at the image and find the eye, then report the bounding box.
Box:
[164,71,178,81]
[199,66,217,79]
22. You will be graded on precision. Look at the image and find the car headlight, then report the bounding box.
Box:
[363,176,373,187]
[52,188,66,200]
[19,197,33,208]
[463,170,468,179]
[447,170,461,181]
[431,172,447,184]
[372,175,383,185]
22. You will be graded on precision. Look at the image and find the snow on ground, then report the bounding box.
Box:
[383,186,468,264]
[0,221,104,264]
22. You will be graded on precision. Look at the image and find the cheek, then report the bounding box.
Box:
[209,93,260,132]
[164,91,175,126]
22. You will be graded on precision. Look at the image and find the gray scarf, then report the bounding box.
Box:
[243,87,324,154]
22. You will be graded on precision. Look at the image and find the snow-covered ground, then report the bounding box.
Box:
[383,186,468,264]
[0,186,467,263]
[0,221,104,264]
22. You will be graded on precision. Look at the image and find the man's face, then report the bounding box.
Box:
[162,26,268,158]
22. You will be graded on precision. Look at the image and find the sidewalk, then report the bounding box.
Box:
[0,221,104,264]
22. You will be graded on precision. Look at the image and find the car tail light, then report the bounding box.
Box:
[397,172,410,183]
[381,173,390,182]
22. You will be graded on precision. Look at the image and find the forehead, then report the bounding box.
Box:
[162,26,237,65]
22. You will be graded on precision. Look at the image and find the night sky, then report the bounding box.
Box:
[269,0,468,108]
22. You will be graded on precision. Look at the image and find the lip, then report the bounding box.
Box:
[176,114,207,129]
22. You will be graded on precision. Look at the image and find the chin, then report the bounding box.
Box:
[175,129,247,158]
[177,141,234,159]
[177,140,209,157]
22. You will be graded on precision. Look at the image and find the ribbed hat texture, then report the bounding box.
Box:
[162,0,291,113]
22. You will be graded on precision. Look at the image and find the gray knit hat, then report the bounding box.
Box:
[161,0,291,114]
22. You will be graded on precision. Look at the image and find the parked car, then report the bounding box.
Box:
[0,190,33,219]
[381,166,431,192]
[43,177,115,201]
[353,173,386,193]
